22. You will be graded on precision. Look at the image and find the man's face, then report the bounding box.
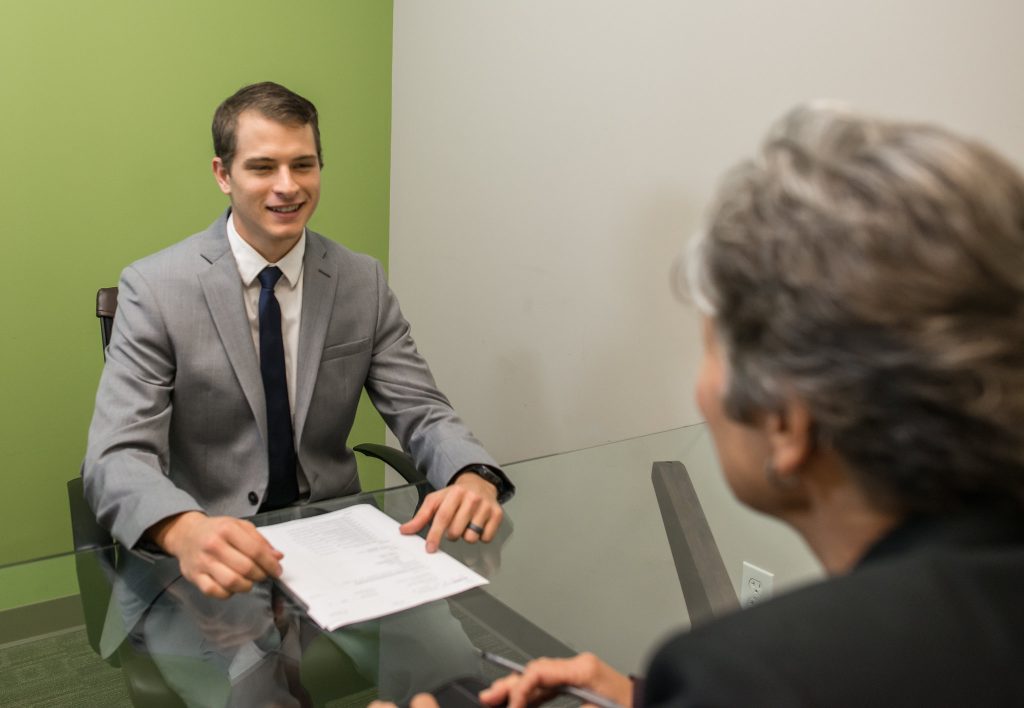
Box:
[212,110,321,262]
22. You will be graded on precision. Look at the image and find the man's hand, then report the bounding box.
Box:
[479,653,633,708]
[399,471,504,552]
[148,511,284,599]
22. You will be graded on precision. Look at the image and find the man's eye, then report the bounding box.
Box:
[249,165,273,172]
[294,163,315,171]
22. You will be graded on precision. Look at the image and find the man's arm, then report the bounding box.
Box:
[84,265,280,597]
[362,261,514,547]
[83,265,204,548]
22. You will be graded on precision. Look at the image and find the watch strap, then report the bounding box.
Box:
[456,464,515,504]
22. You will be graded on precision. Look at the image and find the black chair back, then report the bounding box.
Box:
[96,287,118,359]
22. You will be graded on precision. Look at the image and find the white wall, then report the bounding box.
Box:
[389,0,1024,464]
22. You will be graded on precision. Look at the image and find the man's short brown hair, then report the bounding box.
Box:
[212,82,322,172]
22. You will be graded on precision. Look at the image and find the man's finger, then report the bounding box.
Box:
[242,532,284,579]
[425,492,461,552]
[463,514,485,543]
[480,506,504,543]
[447,494,481,541]
[220,523,283,580]
[400,494,440,535]
[204,556,256,595]
[211,542,266,585]
[193,572,233,600]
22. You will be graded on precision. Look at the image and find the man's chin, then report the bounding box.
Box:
[263,223,307,243]
[236,224,306,260]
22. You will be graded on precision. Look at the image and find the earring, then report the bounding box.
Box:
[763,459,799,489]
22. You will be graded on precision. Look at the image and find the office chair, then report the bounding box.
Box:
[68,286,429,706]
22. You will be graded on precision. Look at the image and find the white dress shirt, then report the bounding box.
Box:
[225,214,305,418]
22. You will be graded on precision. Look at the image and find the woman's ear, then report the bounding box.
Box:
[764,398,815,481]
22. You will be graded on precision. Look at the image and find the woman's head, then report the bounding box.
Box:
[688,103,1024,515]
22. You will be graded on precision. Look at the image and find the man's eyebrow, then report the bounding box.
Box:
[241,156,276,166]
[240,154,318,166]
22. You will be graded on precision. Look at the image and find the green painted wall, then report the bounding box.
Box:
[0,0,394,605]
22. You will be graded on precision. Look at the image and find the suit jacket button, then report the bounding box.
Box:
[248,491,259,505]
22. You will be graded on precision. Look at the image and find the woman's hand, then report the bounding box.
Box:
[479,653,633,708]
[368,694,439,708]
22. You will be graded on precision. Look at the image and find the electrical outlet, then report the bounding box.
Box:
[740,562,774,608]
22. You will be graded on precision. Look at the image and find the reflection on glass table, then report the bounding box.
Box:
[436,423,822,676]
[1,422,821,706]
[68,485,576,708]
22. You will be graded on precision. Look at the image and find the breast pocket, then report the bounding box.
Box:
[321,337,371,362]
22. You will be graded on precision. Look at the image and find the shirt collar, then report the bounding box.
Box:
[226,213,305,288]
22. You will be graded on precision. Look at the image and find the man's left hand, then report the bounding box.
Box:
[399,471,504,552]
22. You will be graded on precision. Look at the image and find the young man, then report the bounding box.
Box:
[84,82,512,599]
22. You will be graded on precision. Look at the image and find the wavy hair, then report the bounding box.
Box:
[687,104,1024,513]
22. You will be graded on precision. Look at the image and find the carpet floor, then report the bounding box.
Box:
[0,626,131,707]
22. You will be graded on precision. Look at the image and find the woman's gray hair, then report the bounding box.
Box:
[687,103,1024,513]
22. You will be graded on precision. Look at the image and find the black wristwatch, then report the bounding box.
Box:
[454,464,515,504]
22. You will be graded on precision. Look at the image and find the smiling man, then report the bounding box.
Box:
[84,82,512,599]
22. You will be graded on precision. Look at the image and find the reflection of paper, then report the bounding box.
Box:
[259,504,488,630]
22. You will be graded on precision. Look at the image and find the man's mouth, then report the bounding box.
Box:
[267,203,303,214]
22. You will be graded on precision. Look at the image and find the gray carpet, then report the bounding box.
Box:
[0,626,131,707]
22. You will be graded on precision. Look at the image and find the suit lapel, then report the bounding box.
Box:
[294,232,338,444]
[197,217,268,443]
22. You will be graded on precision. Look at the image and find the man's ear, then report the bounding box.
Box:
[764,398,815,482]
[212,157,232,195]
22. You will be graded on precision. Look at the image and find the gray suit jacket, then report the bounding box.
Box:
[84,211,498,549]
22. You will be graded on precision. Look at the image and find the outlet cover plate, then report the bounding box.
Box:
[740,561,774,608]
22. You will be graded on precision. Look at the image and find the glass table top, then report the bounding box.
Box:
[0,422,821,706]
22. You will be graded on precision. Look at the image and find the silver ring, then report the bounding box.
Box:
[466,522,485,536]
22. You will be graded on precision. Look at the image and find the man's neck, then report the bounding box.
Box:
[243,234,301,264]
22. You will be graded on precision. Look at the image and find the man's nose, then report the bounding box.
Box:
[273,167,299,195]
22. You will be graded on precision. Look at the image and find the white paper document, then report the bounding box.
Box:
[259,503,488,631]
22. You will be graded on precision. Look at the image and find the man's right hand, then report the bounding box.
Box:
[147,511,284,599]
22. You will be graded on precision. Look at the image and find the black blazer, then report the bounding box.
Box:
[643,509,1024,706]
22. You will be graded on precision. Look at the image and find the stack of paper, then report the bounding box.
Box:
[259,504,488,630]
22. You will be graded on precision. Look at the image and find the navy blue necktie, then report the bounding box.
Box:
[258,266,298,511]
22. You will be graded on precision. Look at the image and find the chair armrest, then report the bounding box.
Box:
[353,443,428,487]
[67,475,119,663]
[67,476,114,551]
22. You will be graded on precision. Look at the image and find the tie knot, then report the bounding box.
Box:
[258,266,284,291]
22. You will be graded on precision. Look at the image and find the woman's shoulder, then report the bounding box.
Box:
[645,533,1024,706]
